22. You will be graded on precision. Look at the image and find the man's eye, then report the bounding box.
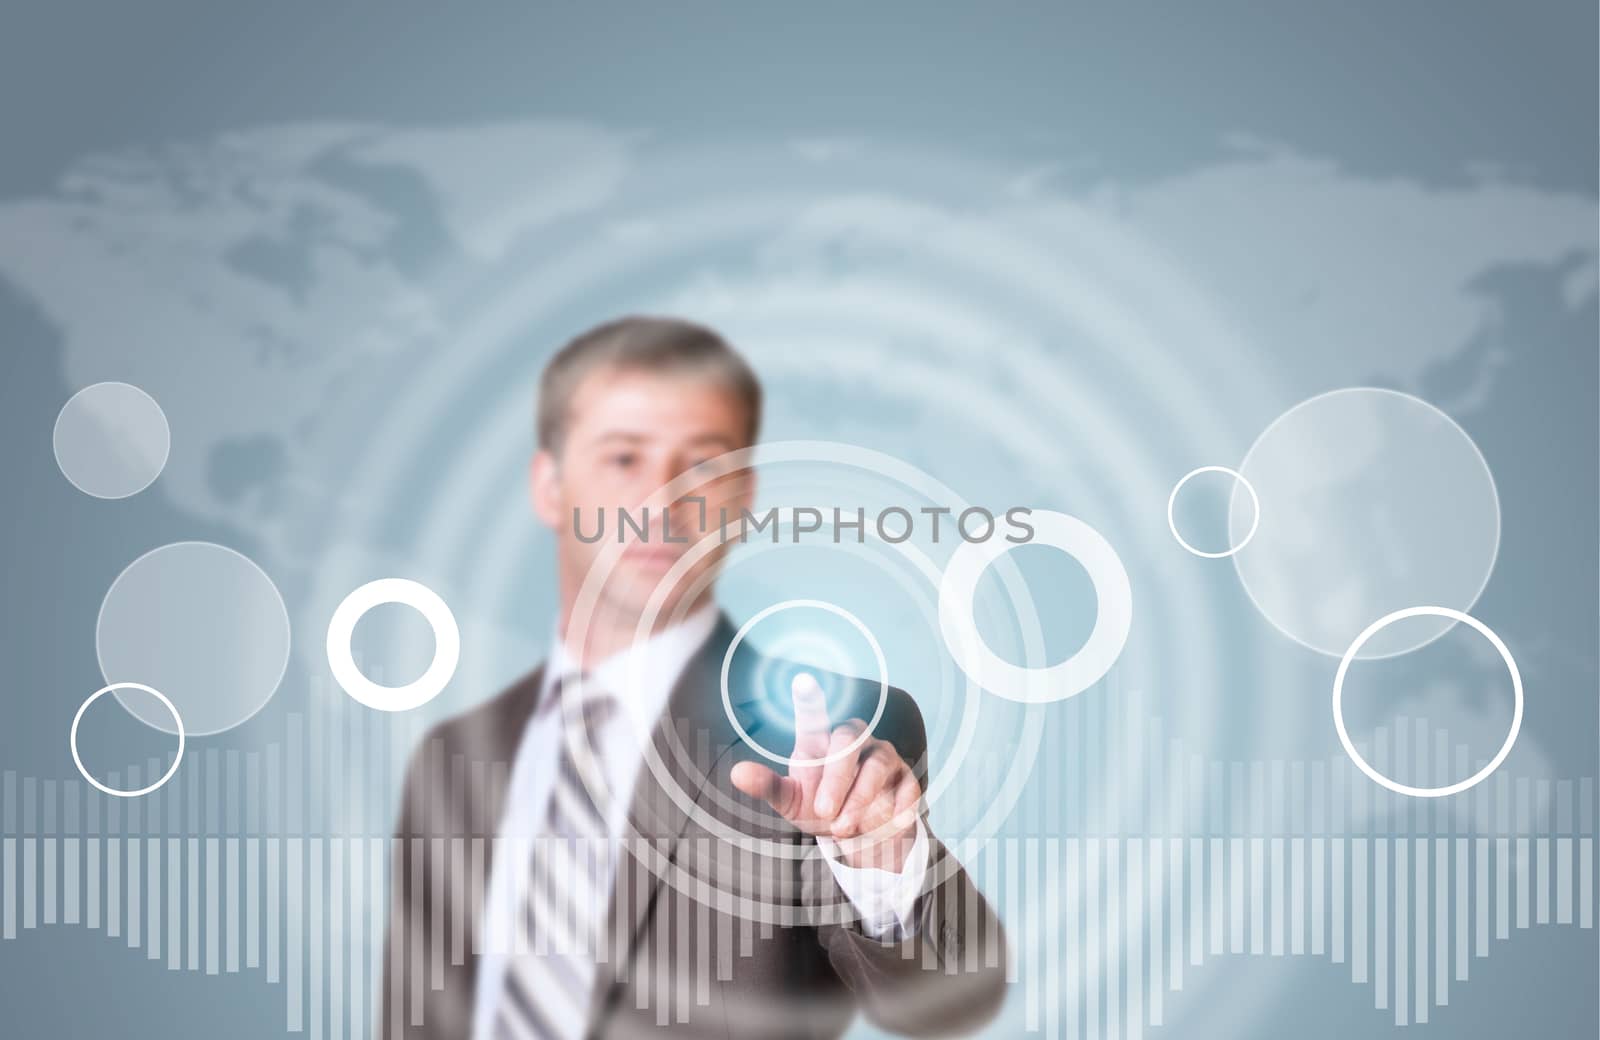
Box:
[608,453,637,469]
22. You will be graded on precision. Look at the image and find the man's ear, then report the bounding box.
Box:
[530,450,563,530]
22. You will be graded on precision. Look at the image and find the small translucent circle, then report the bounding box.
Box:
[1230,388,1500,659]
[53,382,171,499]
[1168,465,1259,559]
[98,542,292,736]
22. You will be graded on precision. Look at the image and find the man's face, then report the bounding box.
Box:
[531,365,756,625]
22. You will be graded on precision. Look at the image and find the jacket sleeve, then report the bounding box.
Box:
[798,691,1008,1037]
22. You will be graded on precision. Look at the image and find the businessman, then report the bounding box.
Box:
[380,316,1007,1039]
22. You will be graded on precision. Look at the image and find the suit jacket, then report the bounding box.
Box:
[379,613,1007,1039]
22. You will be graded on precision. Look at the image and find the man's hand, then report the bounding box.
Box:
[730,673,921,872]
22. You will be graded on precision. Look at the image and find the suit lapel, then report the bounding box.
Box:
[585,614,750,1019]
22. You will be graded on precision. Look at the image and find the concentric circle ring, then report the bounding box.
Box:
[939,508,1132,703]
[719,598,890,768]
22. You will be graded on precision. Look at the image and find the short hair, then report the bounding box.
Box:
[536,314,763,455]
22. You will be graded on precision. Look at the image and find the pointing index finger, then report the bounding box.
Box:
[791,672,831,760]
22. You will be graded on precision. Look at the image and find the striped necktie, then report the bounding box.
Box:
[494,674,620,1040]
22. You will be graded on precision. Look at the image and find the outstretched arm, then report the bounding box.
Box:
[731,674,1008,1036]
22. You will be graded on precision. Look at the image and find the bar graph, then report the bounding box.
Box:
[0,672,1594,1038]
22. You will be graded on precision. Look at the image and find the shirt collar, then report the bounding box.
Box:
[542,603,720,723]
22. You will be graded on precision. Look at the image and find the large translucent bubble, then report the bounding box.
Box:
[1229,388,1500,659]
[98,541,291,735]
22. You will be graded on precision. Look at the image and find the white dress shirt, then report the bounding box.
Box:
[470,606,930,1039]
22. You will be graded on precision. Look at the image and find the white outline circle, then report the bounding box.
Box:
[720,598,889,768]
[71,682,185,798]
[1333,605,1522,798]
[938,509,1133,703]
[1168,465,1260,559]
[326,578,461,712]
[53,381,172,500]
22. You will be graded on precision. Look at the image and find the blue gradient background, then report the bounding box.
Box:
[0,4,1595,1038]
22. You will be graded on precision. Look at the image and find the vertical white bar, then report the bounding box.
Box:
[1003,837,1019,984]
[1086,838,1100,1040]
[186,839,200,970]
[101,838,115,937]
[1024,837,1040,1032]
[63,837,79,926]
[1515,838,1530,929]
[469,838,486,961]
[427,837,442,987]
[1495,838,1509,940]
[247,838,260,969]
[1375,840,1387,1011]
[267,839,281,983]
[1149,840,1164,1024]
[1228,838,1244,954]
[1208,838,1223,958]
[1535,838,1550,924]
[166,838,181,970]
[1170,838,1185,990]
[332,840,346,1040]
[448,838,464,968]
[1413,840,1426,1024]
[2,838,14,939]
[42,839,56,928]
[206,837,220,974]
[311,839,324,1039]
[1396,841,1411,1024]
[1187,837,1203,970]
[1332,837,1345,964]
[87,839,100,930]
[1249,838,1264,955]
[1352,838,1367,984]
[1455,838,1470,979]
[146,839,160,960]
[125,838,139,947]
[1310,838,1324,955]
[350,839,367,1040]
[1107,838,1121,1040]
[1063,838,1077,1040]
[1043,838,1059,1040]
[370,837,385,1034]
[1557,837,1573,924]
[288,837,303,1032]
[1580,838,1593,929]
[1435,838,1449,1005]
[1128,838,1144,1040]
[1290,838,1305,955]
[1475,838,1489,956]
[1269,838,1284,955]
[226,839,240,973]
